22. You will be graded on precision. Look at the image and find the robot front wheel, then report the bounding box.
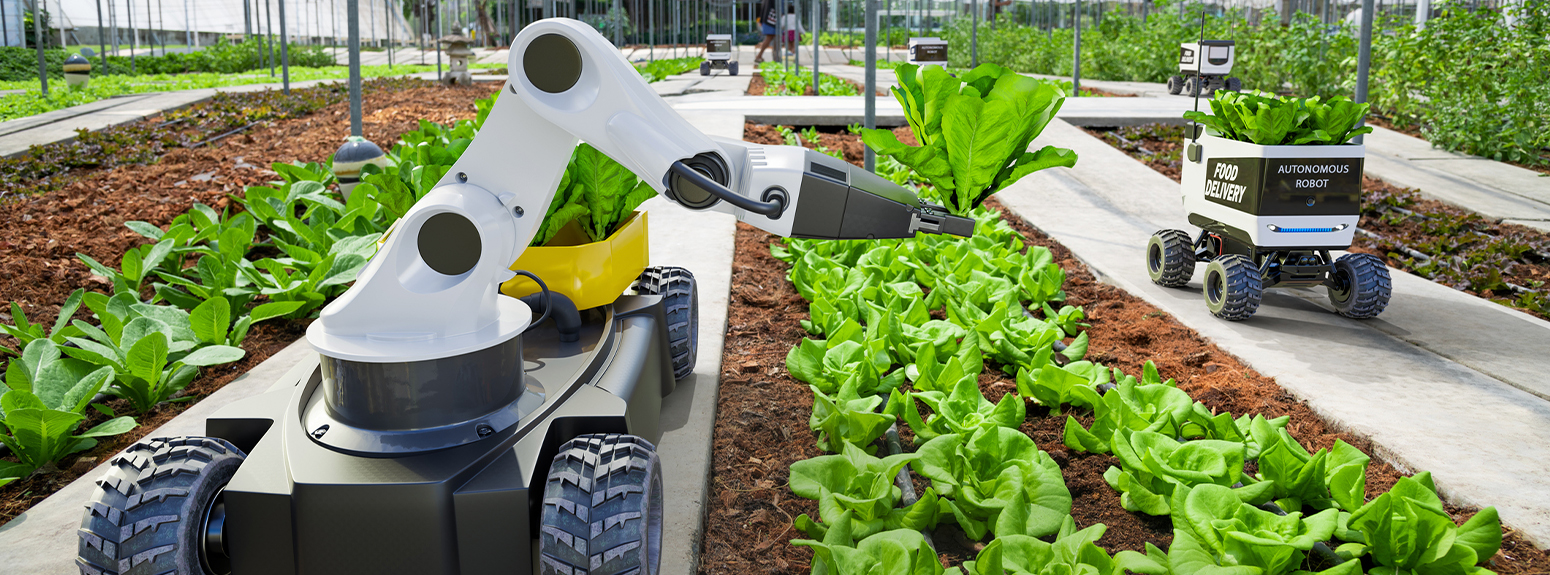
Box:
[728,61,739,76]
[1167,75,1184,95]
[1203,254,1263,321]
[1327,253,1392,319]
[77,437,247,575]
[538,434,663,575]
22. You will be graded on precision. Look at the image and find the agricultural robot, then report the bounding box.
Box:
[1167,40,1242,97]
[75,18,971,575]
[701,34,738,76]
[1145,128,1391,321]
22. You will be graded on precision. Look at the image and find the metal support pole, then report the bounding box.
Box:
[1353,0,1373,144]
[1071,0,1079,95]
[813,0,820,92]
[612,0,620,44]
[384,0,392,68]
[864,0,876,171]
[1414,0,1429,28]
[437,0,444,79]
[1,0,9,47]
[128,0,136,72]
[96,0,107,67]
[32,0,46,96]
[350,0,362,136]
[649,0,654,59]
[279,0,290,93]
[970,0,977,66]
[266,0,275,75]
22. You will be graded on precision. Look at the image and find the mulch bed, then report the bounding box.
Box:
[0,80,499,525]
[695,125,1550,574]
[1083,124,1550,321]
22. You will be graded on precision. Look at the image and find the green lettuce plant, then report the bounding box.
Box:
[1341,472,1502,575]
[1016,361,1105,415]
[1252,424,1371,513]
[532,143,658,246]
[887,369,1024,443]
[1184,92,1374,146]
[1165,484,1354,575]
[237,234,382,318]
[912,426,1071,539]
[63,298,245,413]
[785,335,904,397]
[790,442,944,541]
[809,377,897,454]
[962,516,1169,575]
[1103,428,1273,516]
[1,289,86,354]
[77,239,177,298]
[861,63,1077,216]
[0,340,136,484]
[793,513,950,575]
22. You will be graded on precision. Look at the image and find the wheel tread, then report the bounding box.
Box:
[1148,229,1197,288]
[1205,255,1263,321]
[540,434,661,575]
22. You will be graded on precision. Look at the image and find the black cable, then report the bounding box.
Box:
[668,160,786,218]
[512,270,552,332]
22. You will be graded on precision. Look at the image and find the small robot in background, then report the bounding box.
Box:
[1169,40,1242,97]
[701,33,739,76]
[908,37,948,67]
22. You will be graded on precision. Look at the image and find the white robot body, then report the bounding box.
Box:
[1181,134,1364,250]
[908,37,948,67]
[1178,40,1235,76]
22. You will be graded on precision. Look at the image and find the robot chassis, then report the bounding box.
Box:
[75,19,972,575]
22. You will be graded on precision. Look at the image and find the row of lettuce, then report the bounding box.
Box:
[0,88,658,489]
[937,0,1548,168]
[765,63,1504,574]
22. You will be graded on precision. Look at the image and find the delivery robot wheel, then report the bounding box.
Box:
[1326,253,1392,319]
[1147,229,1197,288]
[1202,254,1262,321]
[538,434,663,575]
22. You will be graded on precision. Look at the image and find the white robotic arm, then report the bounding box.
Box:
[307,19,971,364]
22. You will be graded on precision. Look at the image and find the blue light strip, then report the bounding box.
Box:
[1273,227,1336,233]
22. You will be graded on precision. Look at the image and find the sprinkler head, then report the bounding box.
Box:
[64,53,91,89]
[331,136,389,200]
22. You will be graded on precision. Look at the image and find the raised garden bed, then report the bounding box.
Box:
[1084,124,1550,321]
[694,123,1550,574]
[0,79,499,524]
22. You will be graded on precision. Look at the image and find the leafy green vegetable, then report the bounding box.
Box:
[1103,428,1273,516]
[1184,92,1374,146]
[793,513,950,575]
[790,442,943,541]
[809,377,897,454]
[1253,426,1371,513]
[1342,472,1502,575]
[531,143,658,245]
[962,516,1170,575]
[1015,361,1104,415]
[0,340,135,482]
[861,63,1077,215]
[1,289,85,353]
[912,426,1071,539]
[63,298,245,413]
[888,369,1023,443]
[1165,484,1352,575]
[77,238,178,298]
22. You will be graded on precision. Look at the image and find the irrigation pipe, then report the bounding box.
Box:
[878,393,936,549]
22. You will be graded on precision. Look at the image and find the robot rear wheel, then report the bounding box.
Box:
[538,434,663,575]
[636,266,699,380]
[1167,75,1184,95]
[1327,253,1392,319]
[728,60,738,76]
[700,61,710,76]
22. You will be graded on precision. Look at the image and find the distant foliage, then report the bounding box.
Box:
[942,0,1548,166]
[0,39,334,82]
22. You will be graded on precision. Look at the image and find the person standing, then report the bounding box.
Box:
[780,3,803,56]
[753,0,777,64]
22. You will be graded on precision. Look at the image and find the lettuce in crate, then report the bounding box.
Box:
[1184,91,1374,146]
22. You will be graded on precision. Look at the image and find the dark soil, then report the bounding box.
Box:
[1082,123,1550,322]
[696,125,1550,574]
[0,80,499,525]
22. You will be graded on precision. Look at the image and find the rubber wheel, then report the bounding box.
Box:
[77,437,246,575]
[1184,76,1202,98]
[728,60,738,76]
[539,434,663,575]
[1226,77,1242,92]
[636,266,698,380]
[1167,75,1183,95]
[1147,229,1197,288]
[1327,253,1392,319]
[700,61,710,76]
[1202,254,1262,321]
